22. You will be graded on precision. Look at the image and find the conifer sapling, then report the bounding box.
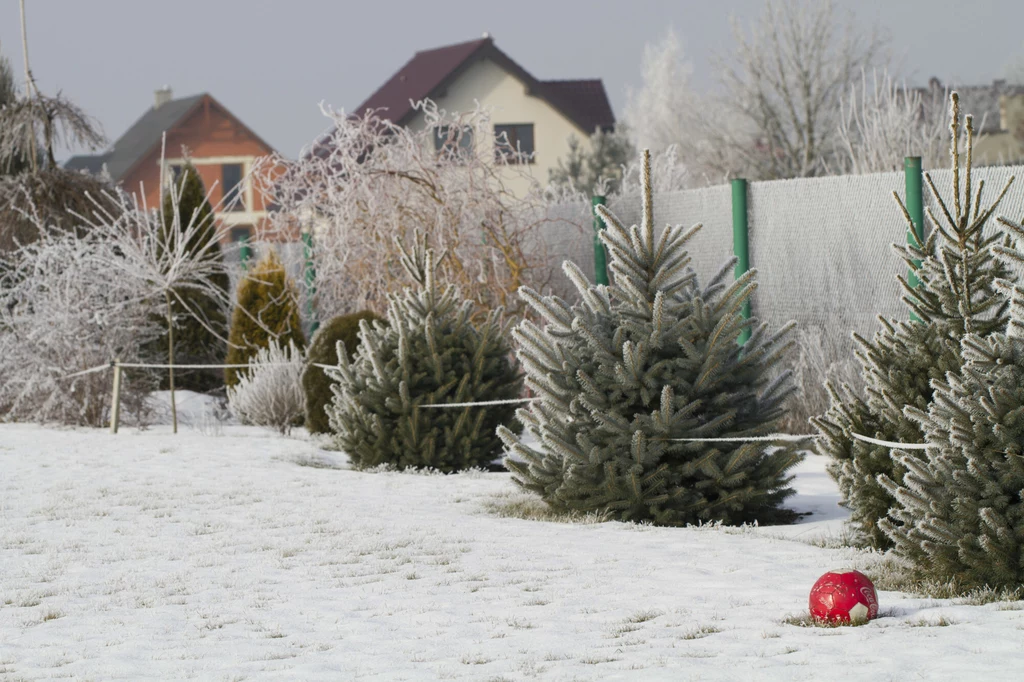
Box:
[500,149,801,526]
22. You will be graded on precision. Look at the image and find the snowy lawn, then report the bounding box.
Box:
[2,423,1024,681]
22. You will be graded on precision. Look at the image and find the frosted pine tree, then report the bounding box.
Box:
[499,150,800,526]
[814,93,1015,548]
[881,225,1024,590]
[326,231,522,472]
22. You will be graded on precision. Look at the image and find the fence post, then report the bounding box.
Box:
[302,230,319,335]
[904,156,925,295]
[592,195,609,286]
[109,360,122,434]
[239,236,252,270]
[731,178,752,345]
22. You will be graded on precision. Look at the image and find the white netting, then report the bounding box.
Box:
[605,165,1024,357]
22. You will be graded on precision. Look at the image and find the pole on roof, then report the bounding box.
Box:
[731,178,751,345]
[592,195,609,286]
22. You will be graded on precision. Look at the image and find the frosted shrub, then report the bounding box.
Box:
[227,341,306,434]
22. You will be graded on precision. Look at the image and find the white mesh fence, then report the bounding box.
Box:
[604,165,1024,358]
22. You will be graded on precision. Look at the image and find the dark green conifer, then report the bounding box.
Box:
[326,231,522,472]
[303,310,383,434]
[814,93,1016,548]
[500,149,800,526]
[154,162,231,391]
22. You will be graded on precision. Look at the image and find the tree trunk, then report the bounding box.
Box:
[166,292,177,434]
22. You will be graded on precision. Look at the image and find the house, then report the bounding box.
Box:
[924,78,1024,166]
[65,89,276,244]
[350,35,616,196]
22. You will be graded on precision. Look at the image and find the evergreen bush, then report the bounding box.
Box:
[150,162,230,392]
[303,310,383,434]
[325,231,522,472]
[225,249,305,387]
[813,93,1016,548]
[499,150,801,526]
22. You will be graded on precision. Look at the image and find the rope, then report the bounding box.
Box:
[420,398,539,408]
[666,434,816,443]
[63,360,932,451]
[850,432,931,450]
[63,362,114,379]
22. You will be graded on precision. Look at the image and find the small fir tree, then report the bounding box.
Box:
[326,231,522,472]
[152,162,230,391]
[814,93,1016,548]
[302,310,383,434]
[881,231,1024,590]
[499,149,800,526]
[225,249,305,387]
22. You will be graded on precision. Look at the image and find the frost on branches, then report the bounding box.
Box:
[227,340,306,434]
[254,100,579,322]
[0,163,241,427]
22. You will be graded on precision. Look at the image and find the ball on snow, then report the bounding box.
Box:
[809,569,878,625]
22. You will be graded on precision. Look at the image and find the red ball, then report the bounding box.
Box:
[809,569,878,625]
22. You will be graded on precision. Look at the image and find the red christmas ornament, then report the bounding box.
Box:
[809,569,878,625]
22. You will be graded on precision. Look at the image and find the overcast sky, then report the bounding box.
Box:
[2,0,1023,160]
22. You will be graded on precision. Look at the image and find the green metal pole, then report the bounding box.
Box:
[239,237,252,270]
[904,156,925,293]
[302,231,319,334]
[731,178,751,345]
[592,195,609,286]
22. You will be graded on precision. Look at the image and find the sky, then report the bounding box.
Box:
[2,0,1023,161]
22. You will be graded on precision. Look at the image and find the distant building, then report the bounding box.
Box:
[924,78,1024,166]
[65,89,276,245]
[349,35,616,196]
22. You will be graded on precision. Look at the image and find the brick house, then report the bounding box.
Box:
[65,88,275,245]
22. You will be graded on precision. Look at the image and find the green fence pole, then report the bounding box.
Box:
[302,231,319,335]
[239,237,252,270]
[904,157,925,305]
[592,195,609,286]
[731,178,751,345]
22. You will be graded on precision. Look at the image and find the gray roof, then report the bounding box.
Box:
[64,94,205,181]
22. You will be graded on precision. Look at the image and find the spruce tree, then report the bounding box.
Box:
[303,310,383,434]
[814,93,1015,548]
[499,150,800,526]
[326,231,522,472]
[881,236,1024,590]
[225,250,305,387]
[153,162,230,391]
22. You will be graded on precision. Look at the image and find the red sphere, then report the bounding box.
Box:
[809,570,878,625]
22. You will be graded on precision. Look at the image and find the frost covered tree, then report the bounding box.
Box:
[627,2,887,182]
[225,249,305,387]
[227,340,305,435]
[326,231,522,472]
[254,101,573,322]
[837,70,949,174]
[814,93,1016,548]
[549,127,634,196]
[499,150,801,526]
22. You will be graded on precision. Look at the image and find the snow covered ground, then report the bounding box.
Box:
[2,422,1024,681]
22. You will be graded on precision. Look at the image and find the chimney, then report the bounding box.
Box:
[154,86,172,109]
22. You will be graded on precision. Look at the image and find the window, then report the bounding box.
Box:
[494,124,534,163]
[433,125,474,160]
[222,163,244,211]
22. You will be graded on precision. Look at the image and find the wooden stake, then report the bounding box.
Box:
[166,293,177,434]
